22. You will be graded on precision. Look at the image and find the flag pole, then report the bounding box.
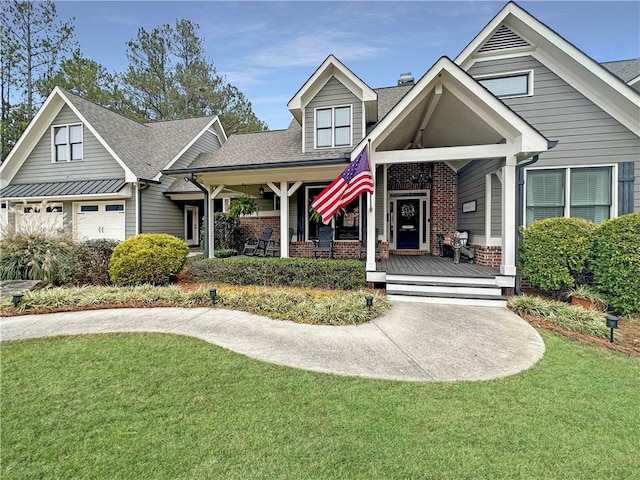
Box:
[367,138,373,213]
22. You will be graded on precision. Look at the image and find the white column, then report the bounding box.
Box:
[280,181,289,258]
[501,157,517,276]
[209,185,225,259]
[366,191,377,272]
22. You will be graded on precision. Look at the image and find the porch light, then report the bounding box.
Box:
[258,185,265,197]
[209,288,217,305]
[11,293,24,308]
[605,314,619,343]
[365,295,374,311]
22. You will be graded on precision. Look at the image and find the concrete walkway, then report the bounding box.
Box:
[0,302,545,382]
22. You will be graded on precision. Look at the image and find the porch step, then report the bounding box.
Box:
[385,274,507,307]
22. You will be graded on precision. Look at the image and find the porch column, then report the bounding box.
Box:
[366,192,377,272]
[280,181,289,258]
[501,157,517,276]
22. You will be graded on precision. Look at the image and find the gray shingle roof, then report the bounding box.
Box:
[1,178,127,199]
[61,90,215,180]
[601,59,640,83]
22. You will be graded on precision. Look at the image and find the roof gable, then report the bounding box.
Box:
[287,54,377,125]
[455,1,640,136]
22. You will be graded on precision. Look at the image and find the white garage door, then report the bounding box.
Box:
[15,203,64,233]
[76,202,125,241]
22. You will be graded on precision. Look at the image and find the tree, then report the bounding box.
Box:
[123,19,267,132]
[0,0,75,160]
[37,49,139,119]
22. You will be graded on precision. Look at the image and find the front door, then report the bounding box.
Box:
[185,206,199,246]
[396,199,420,249]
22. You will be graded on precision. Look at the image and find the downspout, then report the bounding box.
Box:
[184,174,210,258]
[514,140,558,295]
[137,181,151,234]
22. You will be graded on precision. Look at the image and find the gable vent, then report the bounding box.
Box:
[479,25,530,53]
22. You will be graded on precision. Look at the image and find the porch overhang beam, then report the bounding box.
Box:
[374,144,509,164]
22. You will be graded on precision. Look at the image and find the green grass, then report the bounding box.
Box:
[2,331,639,479]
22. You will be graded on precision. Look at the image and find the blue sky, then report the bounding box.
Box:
[55,1,640,130]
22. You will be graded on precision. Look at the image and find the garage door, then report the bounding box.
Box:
[15,203,64,233]
[76,202,125,241]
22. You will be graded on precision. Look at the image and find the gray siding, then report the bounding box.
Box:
[125,196,137,238]
[168,130,221,174]
[140,179,183,237]
[468,57,640,170]
[457,158,505,236]
[13,105,125,183]
[635,160,640,212]
[304,77,363,152]
[375,166,385,236]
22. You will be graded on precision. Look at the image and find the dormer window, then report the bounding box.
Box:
[316,106,351,148]
[53,123,83,162]
[477,70,533,98]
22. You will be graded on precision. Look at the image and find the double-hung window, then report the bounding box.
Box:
[526,166,613,225]
[53,124,83,162]
[477,71,533,98]
[316,106,351,148]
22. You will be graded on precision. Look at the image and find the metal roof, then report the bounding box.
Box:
[0,178,127,199]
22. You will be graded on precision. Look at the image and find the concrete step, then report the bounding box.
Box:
[386,274,498,286]
[387,283,502,297]
[387,293,507,308]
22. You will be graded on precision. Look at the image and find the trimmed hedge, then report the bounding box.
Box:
[186,256,366,290]
[109,234,189,286]
[590,213,640,315]
[62,239,119,286]
[519,217,596,294]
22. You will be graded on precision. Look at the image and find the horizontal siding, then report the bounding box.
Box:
[169,130,221,173]
[125,196,137,238]
[304,77,363,152]
[457,158,505,237]
[468,57,640,171]
[375,166,385,236]
[491,174,502,235]
[140,178,184,238]
[636,160,640,212]
[13,105,125,184]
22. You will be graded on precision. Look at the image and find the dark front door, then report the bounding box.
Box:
[397,199,420,249]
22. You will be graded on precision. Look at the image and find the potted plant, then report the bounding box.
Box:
[566,284,607,311]
[227,194,259,219]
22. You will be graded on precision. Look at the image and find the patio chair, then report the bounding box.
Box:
[358,228,381,259]
[312,226,334,258]
[265,228,295,257]
[242,227,273,256]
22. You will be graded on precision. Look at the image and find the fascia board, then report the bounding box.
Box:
[56,90,138,183]
[0,89,66,185]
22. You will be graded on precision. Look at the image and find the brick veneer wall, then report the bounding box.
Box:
[430,162,458,254]
[472,244,502,268]
[238,216,281,241]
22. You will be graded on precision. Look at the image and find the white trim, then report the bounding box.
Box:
[501,160,517,276]
[375,144,510,164]
[485,174,492,243]
[184,205,199,246]
[474,69,534,99]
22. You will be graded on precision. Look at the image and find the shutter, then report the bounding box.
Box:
[618,162,634,215]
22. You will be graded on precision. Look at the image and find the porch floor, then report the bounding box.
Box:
[377,254,499,278]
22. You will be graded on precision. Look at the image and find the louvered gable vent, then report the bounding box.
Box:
[479,25,530,53]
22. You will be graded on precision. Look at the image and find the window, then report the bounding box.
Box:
[307,186,360,240]
[316,106,351,148]
[53,124,83,162]
[105,204,124,212]
[526,167,613,226]
[477,71,532,98]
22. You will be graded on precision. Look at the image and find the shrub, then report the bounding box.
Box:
[590,213,640,315]
[62,239,119,286]
[185,256,366,290]
[109,234,189,286]
[0,226,74,285]
[200,212,244,253]
[519,217,596,295]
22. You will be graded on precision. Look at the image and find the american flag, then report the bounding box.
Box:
[311,146,374,224]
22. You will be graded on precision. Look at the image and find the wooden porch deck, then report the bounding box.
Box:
[377,254,499,278]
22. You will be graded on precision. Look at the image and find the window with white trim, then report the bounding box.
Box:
[316,106,351,148]
[526,166,613,226]
[306,186,360,240]
[477,71,532,98]
[53,124,83,162]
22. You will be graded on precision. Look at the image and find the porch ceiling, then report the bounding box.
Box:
[377,86,504,152]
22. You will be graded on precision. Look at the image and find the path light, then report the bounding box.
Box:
[209,288,217,305]
[11,293,24,308]
[605,314,619,343]
[365,295,374,312]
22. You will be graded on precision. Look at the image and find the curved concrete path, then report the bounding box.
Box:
[0,302,545,382]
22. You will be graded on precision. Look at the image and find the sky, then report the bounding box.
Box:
[54,1,640,130]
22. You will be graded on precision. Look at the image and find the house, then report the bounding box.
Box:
[2,2,638,305]
[0,87,226,245]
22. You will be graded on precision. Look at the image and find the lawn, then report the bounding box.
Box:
[2,331,639,479]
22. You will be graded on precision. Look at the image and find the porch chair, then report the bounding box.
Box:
[265,228,295,257]
[437,230,475,264]
[358,228,381,259]
[311,226,334,258]
[242,227,273,256]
